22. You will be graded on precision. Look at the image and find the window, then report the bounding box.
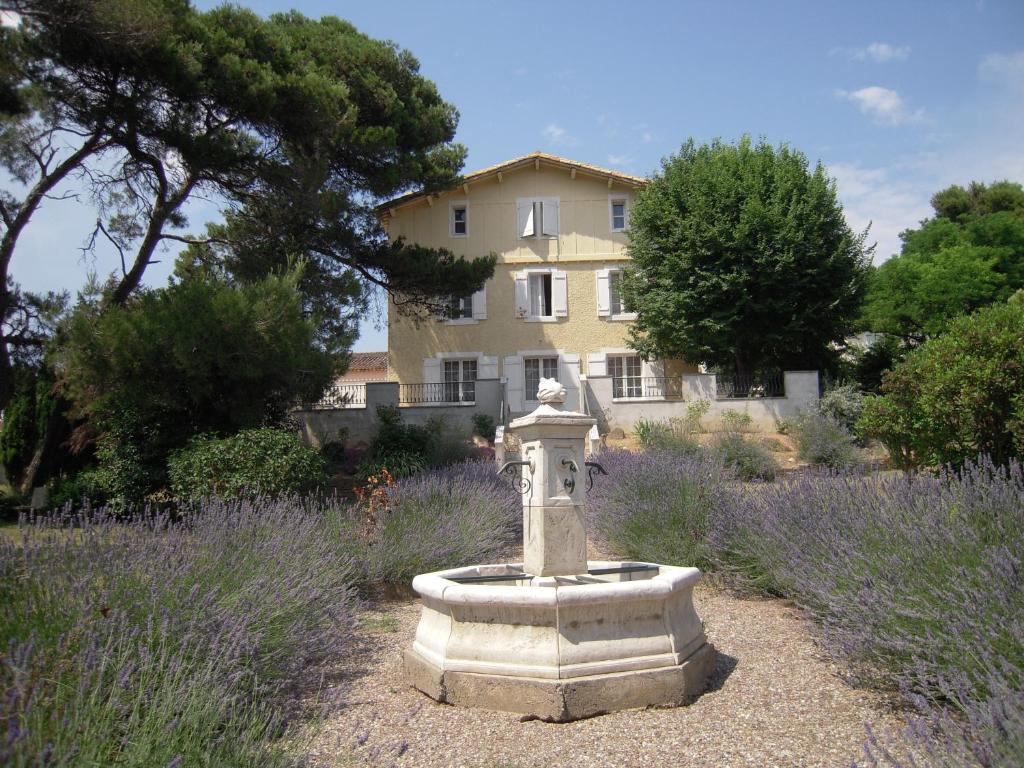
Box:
[443,359,477,402]
[608,270,632,316]
[528,273,553,318]
[450,203,468,237]
[517,197,559,238]
[445,294,473,320]
[610,198,627,231]
[609,355,642,398]
[524,356,558,400]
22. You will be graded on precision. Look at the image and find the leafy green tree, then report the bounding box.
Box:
[0,0,492,410]
[862,181,1024,342]
[623,136,871,377]
[858,299,1024,468]
[57,268,333,501]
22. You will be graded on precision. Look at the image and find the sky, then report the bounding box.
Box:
[6,0,1024,352]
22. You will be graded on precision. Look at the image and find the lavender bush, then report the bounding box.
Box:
[333,460,520,586]
[586,449,732,568]
[0,498,356,766]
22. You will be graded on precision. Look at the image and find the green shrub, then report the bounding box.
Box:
[49,469,106,508]
[684,399,711,433]
[858,301,1024,468]
[632,418,703,457]
[471,413,497,441]
[719,409,753,433]
[168,429,327,500]
[367,407,474,475]
[712,432,777,481]
[816,382,866,435]
[793,411,859,469]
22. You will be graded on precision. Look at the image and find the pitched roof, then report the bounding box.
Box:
[347,351,388,371]
[379,151,647,216]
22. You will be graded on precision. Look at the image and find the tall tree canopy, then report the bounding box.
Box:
[861,180,1024,343]
[0,0,493,408]
[623,136,871,377]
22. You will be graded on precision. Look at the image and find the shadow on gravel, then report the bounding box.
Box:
[704,650,739,696]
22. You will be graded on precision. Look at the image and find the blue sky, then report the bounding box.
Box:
[7,0,1024,352]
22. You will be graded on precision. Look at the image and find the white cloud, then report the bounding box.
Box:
[641,132,654,144]
[849,42,911,63]
[0,10,21,27]
[836,86,924,125]
[979,50,1024,88]
[541,123,578,147]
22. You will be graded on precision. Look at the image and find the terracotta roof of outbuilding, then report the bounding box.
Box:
[347,351,388,371]
[379,151,647,216]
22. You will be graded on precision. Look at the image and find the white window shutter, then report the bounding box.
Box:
[503,355,524,412]
[560,356,581,411]
[596,269,611,316]
[552,270,568,317]
[586,352,607,377]
[472,285,487,320]
[541,199,560,236]
[514,271,529,317]
[422,357,442,384]
[517,202,535,237]
[479,355,498,379]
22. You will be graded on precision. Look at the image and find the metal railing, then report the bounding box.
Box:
[715,374,785,399]
[612,376,684,400]
[399,381,476,405]
[307,383,366,409]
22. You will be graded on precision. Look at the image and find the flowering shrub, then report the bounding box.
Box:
[712,431,777,481]
[587,449,731,568]
[792,411,859,470]
[337,460,520,586]
[0,498,356,766]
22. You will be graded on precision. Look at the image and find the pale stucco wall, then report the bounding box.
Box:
[385,162,665,391]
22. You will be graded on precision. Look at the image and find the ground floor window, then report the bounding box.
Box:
[609,354,642,398]
[443,358,477,402]
[524,356,558,400]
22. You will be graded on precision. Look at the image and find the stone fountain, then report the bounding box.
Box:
[404,378,715,721]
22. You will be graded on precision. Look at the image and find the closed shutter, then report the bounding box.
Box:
[472,284,487,320]
[596,269,611,316]
[479,355,498,379]
[422,357,442,384]
[552,270,568,317]
[503,356,524,412]
[561,355,581,411]
[514,272,529,317]
[586,351,607,377]
[541,198,560,236]
[517,201,536,237]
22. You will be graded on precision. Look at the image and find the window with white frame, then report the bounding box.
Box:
[528,273,553,318]
[609,354,642,398]
[450,203,468,237]
[443,358,477,402]
[608,270,633,316]
[517,197,559,238]
[524,356,558,400]
[610,197,628,231]
[444,293,473,320]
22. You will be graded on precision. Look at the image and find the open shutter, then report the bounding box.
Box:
[596,269,611,316]
[472,284,487,320]
[541,199,560,236]
[517,201,536,237]
[586,352,607,377]
[514,272,529,317]
[552,270,568,317]
[422,357,442,385]
[560,355,581,411]
[479,355,498,379]
[503,356,524,412]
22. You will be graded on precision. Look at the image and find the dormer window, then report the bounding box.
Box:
[450,202,468,237]
[517,197,560,238]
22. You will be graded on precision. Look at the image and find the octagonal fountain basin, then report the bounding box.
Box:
[404,560,716,722]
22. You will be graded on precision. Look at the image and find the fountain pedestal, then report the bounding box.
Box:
[404,379,715,721]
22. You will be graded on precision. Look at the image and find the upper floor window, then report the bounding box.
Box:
[450,202,468,237]
[610,197,628,232]
[446,293,473,320]
[514,269,568,320]
[524,356,559,400]
[529,273,552,318]
[597,267,636,319]
[439,286,486,324]
[517,197,560,238]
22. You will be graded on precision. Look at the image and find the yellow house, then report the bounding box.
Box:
[382,152,693,415]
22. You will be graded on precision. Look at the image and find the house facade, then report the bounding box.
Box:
[382,152,696,415]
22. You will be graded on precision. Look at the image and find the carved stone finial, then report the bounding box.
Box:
[537,377,566,404]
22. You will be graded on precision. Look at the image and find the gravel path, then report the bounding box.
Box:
[305,585,902,768]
